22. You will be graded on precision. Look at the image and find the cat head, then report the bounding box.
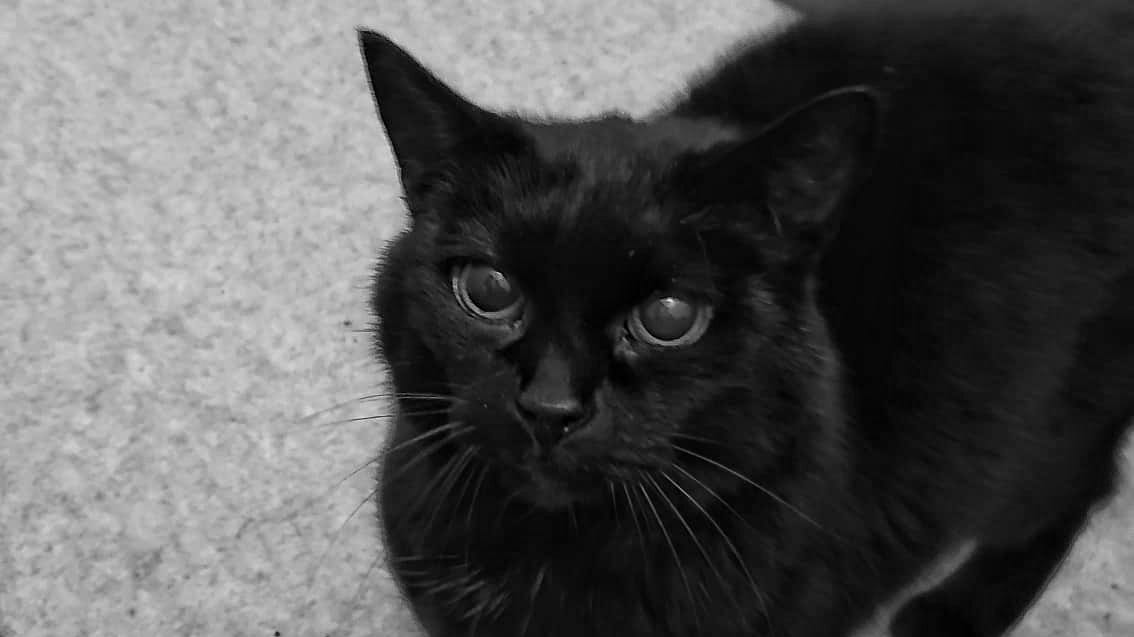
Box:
[360,30,878,511]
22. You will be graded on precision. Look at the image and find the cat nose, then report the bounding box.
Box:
[515,393,587,425]
[515,346,593,441]
[514,393,593,448]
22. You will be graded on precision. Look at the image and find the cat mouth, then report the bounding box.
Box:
[497,451,604,510]
[513,466,580,509]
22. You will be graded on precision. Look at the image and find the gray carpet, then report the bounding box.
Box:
[2,1,1131,636]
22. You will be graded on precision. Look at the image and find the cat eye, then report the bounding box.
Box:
[628,295,712,347]
[452,262,525,321]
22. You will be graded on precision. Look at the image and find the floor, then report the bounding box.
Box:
[2,0,1131,635]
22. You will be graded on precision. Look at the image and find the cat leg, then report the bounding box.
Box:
[892,284,1134,637]
[888,506,1091,637]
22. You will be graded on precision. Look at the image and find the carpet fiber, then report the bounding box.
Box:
[2,1,1131,636]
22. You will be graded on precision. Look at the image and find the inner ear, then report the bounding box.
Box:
[760,87,881,235]
[677,86,881,243]
[358,30,529,198]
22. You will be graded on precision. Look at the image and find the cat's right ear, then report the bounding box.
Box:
[358,30,527,197]
[676,86,880,255]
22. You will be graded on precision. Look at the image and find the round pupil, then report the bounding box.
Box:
[640,297,696,341]
[467,266,518,313]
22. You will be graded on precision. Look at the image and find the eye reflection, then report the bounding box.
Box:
[628,295,712,347]
[453,263,525,321]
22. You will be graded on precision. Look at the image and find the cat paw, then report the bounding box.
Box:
[890,592,982,637]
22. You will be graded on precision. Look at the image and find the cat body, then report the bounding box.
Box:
[360,1,1134,635]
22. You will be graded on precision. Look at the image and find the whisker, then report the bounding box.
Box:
[448,451,479,528]
[673,444,827,534]
[295,392,458,425]
[649,473,741,615]
[637,481,699,628]
[339,549,385,636]
[319,455,380,502]
[670,464,757,533]
[519,563,548,635]
[388,553,463,563]
[464,464,488,532]
[295,393,388,424]
[282,414,394,435]
[307,484,380,600]
[316,421,467,521]
[398,455,461,541]
[383,424,473,484]
[423,448,476,539]
[386,393,464,403]
[608,482,620,524]
[623,483,650,570]
[662,471,769,627]
[669,432,729,447]
[282,407,453,436]
[381,421,466,460]
[492,490,525,535]
[405,442,476,530]
[322,407,451,427]
[308,421,463,513]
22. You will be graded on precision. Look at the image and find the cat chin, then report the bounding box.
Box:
[494,456,607,511]
[512,476,582,511]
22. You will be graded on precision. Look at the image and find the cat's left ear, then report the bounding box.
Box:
[685,87,881,249]
[358,30,528,197]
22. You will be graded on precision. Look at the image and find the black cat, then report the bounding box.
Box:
[357,1,1134,635]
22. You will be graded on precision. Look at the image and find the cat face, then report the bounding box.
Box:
[361,31,877,510]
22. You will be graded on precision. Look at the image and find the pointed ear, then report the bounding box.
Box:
[357,30,527,195]
[759,87,880,237]
[681,87,880,248]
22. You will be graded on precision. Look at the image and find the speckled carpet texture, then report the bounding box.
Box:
[2,0,1132,635]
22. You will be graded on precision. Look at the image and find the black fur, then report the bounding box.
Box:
[358,2,1134,635]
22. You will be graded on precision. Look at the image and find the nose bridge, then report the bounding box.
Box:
[512,292,607,422]
[520,344,580,409]
[512,323,603,445]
